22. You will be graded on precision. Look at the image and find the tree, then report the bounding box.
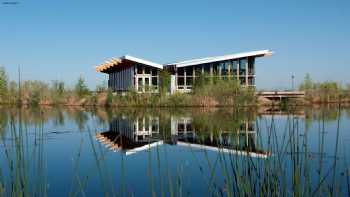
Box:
[299,73,313,91]
[105,88,113,107]
[0,67,8,102]
[159,70,171,96]
[74,76,90,97]
[51,80,65,104]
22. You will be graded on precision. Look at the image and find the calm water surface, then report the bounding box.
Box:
[0,107,349,196]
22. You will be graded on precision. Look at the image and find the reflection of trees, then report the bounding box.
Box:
[67,109,89,131]
[345,108,350,119]
[191,108,256,136]
[0,107,8,138]
[304,105,342,123]
[52,107,65,126]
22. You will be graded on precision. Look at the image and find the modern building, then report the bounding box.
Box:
[95,55,163,93]
[95,50,272,93]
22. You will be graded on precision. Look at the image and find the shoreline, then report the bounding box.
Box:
[1,101,349,108]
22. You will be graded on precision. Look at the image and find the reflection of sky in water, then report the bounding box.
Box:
[0,107,349,196]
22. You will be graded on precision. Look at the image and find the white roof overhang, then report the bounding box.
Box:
[166,50,273,68]
[96,55,163,73]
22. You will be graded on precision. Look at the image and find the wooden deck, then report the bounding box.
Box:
[256,91,305,100]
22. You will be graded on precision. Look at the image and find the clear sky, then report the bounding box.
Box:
[0,0,349,90]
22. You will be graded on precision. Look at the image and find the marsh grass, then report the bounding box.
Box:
[0,106,348,196]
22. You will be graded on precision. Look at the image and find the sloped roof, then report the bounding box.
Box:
[96,55,163,73]
[165,50,273,68]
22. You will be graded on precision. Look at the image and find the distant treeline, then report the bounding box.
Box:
[0,67,256,107]
[299,74,350,104]
[0,66,348,107]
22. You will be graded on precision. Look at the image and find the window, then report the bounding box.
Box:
[144,66,151,74]
[177,67,184,76]
[186,77,193,86]
[145,78,150,91]
[186,124,193,132]
[222,61,230,75]
[151,68,157,76]
[231,60,238,75]
[138,78,143,91]
[240,77,246,85]
[203,64,210,74]
[152,77,158,86]
[178,123,185,132]
[177,77,184,86]
[137,64,143,74]
[186,66,193,76]
[212,63,219,75]
[239,59,247,75]
[248,58,255,75]
[248,77,255,85]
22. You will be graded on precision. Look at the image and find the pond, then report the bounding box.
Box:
[0,106,349,196]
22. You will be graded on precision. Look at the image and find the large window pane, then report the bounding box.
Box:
[177,67,184,76]
[231,60,238,75]
[177,77,184,86]
[151,68,158,76]
[186,77,193,86]
[239,59,247,75]
[152,77,158,86]
[248,58,255,75]
[203,64,210,74]
[248,77,255,85]
[138,78,143,91]
[240,77,246,85]
[144,66,151,74]
[186,66,194,76]
[212,63,219,75]
[137,64,143,74]
[222,61,229,75]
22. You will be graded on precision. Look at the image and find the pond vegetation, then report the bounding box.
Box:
[0,106,349,196]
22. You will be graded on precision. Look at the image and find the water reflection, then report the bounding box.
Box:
[0,106,349,196]
[96,113,270,158]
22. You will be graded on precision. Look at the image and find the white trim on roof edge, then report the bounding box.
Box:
[165,50,273,68]
[123,55,163,69]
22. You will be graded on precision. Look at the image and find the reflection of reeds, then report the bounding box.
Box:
[0,106,348,196]
[0,108,48,196]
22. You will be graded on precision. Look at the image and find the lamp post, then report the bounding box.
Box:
[291,74,295,91]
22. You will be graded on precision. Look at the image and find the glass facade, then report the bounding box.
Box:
[248,57,255,75]
[135,64,159,93]
[239,59,247,76]
[175,57,257,92]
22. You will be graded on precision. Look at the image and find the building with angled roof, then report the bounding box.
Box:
[96,55,163,93]
[95,50,272,93]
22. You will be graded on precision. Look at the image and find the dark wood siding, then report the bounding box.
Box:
[108,65,134,91]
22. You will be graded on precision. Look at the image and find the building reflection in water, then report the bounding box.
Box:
[96,115,269,158]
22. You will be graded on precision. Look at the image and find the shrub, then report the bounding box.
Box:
[159,70,171,96]
[105,88,113,107]
[0,67,8,103]
[74,76,90,98]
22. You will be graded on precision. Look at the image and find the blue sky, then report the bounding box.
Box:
[0,0,349,90]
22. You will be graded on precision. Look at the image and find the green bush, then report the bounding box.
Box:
[51,80,65,104]
[0,67,8,103]
[159,70,171,96]
[74,76,90,98]
[105,88,113,107]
